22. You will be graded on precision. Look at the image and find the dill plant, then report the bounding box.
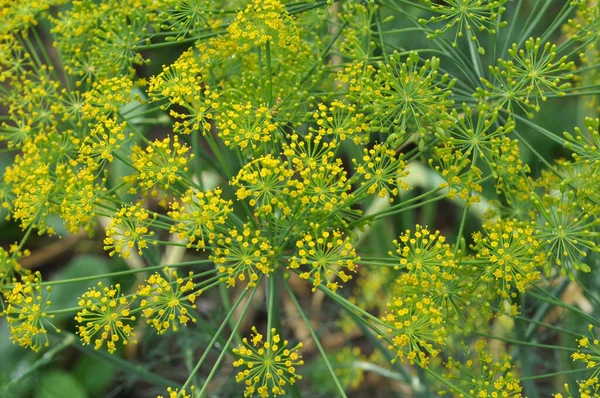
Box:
[0,0,600,397]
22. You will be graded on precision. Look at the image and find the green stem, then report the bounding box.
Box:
[471,331,579,352]
[195,284,260,397]
[265,40,273,107]
[3,261,216,290]
[520,367,592,381]
[219,282,241,346]
[191,129,204,191]
[284,280,347,398]
[423,367,474,398]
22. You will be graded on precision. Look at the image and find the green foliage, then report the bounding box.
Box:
[0,0,600,397]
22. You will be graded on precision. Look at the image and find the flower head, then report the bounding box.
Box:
[419,0,508,53]
[233,327,303,397]
[382,294,446,367]
[75,282,137,354]
[138,268,200,334]
[211,225,275,288]
[168,187,232,250]
[472,219,543,298]
[131,135,193,194]
[442,341,523,397]
[3,272,59,352]
[371,51,456,136]
[289,226,359,293]
[103,202,157,258]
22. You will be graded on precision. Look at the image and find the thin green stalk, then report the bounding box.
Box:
[471,331,579,352]
[191,129,205,191]
[355,194,447,225]
[177,285,254,397]
[517,0,553,48]
[527,288,599,326]
[453,203,469,256]
[195,284,260,397]
[466,36,483,80]
[540,0,576,43]
[512,114,564,145]
[515,295,539,398]
[423,367,474,398]
[284,280,347,398]
[501,0,523,55]
[265,40,273,107]
[266,272,282,339]
[520,367,592,381]
[220,282,242,347]
[313,278,388,328]
[525,277,571,341]
[3,261,215,290]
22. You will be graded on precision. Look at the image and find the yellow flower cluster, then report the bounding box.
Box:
[232,154,295,216]
[0,245,30,287]
[169,187,232,250]
[131,135,193,193]
[103,202,157,258]
[310,101,370,144]
[382,294,446,367]
[472,220,543,298]
[82,76,138,120]
[216,102,280,153]
[138,268,199,334]
[75,282,137,354]
[570,325,600,397]
[430,145,483,204]
[79,117,132,165]
[353,143,409,200]
[211,225,274,288]
[3,272,58,352]
[227,0,300,53]
[289,227,358,293]
[148,47,220,135]
[443,341,523,397]
[157,386,195,398]
[233,327,303,398]
[389,225,455,276]
[58,164,106,234]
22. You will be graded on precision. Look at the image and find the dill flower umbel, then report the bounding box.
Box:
[227,0,300,53]
[571,324,600,392]
[103,202,157,258]
[75,282,137,354]
[310,101,370,144]
[232,327,304,398]
[389,225,456,278]
[138,268,199,334]
[3,272,59,352]
[472,219,543,298]
[131,135,194,193]
[371,51,456,135]
[211,225,275,288]
[531,188,600,279]
[289,227,359,293]
[419,0,508,53]
[168,187,232,250]
[442,341,523,397]
[382,294,446,367]
[352,143,409,200]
